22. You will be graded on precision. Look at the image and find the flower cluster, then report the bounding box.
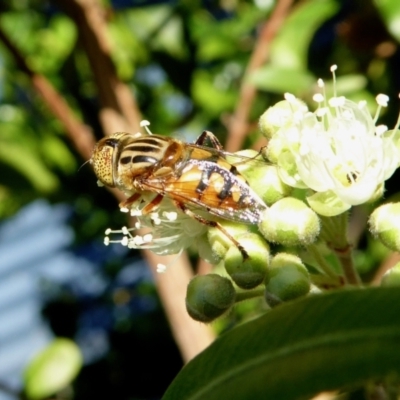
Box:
[96,66,400,322]
[260,66,400,216]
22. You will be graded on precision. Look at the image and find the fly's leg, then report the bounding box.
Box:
[196,130,264,167]
[174,201,249,260]
[119,193,164,215]
[141,194,164,214]
[195,130,224,150]
[119,192,142,210]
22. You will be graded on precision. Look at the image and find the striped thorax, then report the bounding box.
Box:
[91,132,169,190]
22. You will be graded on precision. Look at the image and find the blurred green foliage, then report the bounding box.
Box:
[1,0,400,398]
[23,338,83,400]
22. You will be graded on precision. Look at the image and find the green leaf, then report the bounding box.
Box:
[192,70,236,115]
[194,7,268,62]
[374,0,400,42]
[0,141,59,193]
[249,66,315,94]
[323,74,368,96]
[41,135,77,173]
[125,5,187,60]
[24,338,83,400]
[270,0,339,70]
[33,16,76,73]
[163,287,400,400]
[1,13,76,74]
[109,19,143,80]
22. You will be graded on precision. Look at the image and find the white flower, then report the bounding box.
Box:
[104,193,217,266]
[266,69,400,215]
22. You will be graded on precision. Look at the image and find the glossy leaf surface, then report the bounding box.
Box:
[164,287,400,400]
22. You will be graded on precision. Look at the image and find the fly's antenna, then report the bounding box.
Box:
[78,159,91,172]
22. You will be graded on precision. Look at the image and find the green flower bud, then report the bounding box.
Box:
[226,149,261,174]
[265,252,310,305]
[381,262,400,286]
[259,99,307,139]
[224,233,270,289]
[208,222,253,261]
[197,234,221,265]
[240,163,292,206]
[262,135,292,165]
[369,203,400,252]
[227,150,291,205]
[258,197,320,246]
[24,338,83,400]
[186,274,236,322]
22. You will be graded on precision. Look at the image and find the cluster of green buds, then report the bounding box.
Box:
[185,66,400,323]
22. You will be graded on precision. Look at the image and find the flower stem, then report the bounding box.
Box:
[320,212,362,286]
[306,243,339,280]
[334,245,362,286]
[320,212,348,248]
[310,273,343,289]
[319,217,337,244]
[235,288,264,303]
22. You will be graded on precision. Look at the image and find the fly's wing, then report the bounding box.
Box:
[140,159,267,224]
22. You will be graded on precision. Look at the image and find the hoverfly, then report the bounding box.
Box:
[90,125,267,259]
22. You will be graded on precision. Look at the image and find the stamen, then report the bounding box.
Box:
[358,100,367,109]
[120,207,129,213]
[163,211,178,221]
[330,65,338,98]
[376,94,389,107]
[376,125,388,136]
[328,95,346,119]
[316,79,328,110]
[373,94,390,123]
[284,93,296,103]
[346,171,359,185]
[328,96,345,108]
[143,233,153,243]
[140,120,153,135]
[283,93,306,119]
[156,250,184,273]
[315,107,328,118]
[132,235,145,245]
[313,93,325,119]
[313,93,324,103]
[157,264,167,273]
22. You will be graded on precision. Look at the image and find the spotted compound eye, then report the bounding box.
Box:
[91,138,118,187]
